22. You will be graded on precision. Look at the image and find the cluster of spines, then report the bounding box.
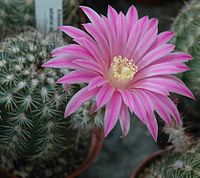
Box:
[171,0,200,96]
[0,31,80,160]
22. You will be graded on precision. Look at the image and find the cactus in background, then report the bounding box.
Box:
[0,31,102,177]
[171,0,200,117]
[0,0,81,36]
[138,121,200,178]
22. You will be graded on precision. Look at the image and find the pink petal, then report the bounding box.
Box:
[134,63,190,81]
[80,6,107,38]
[138,16,149,38]
[137,44,175,69]
[144,90,172,126]
[96,84,115,110]
[107,5,118,34]
[119,103,130,137]
[104,91,122,137]
[56,70,96,84]
[52,44,93,60]
[102,16,117,59]
[135,90,158,140]
[83,23,109,61]
[153,93,181,124]
[117,12,128,55]
[42,55,78,69]
[131,90,158,140]
[150,31,174,50]
[124,22,140,58]
[64,87,98,117]
[126,5,138,34]
[133,28,158,63]
[75,38,107,71]
[80,6,101,24]
[130,80,169,96]
[119,90,135,112]
[129,92,146,123]
[58,26,91,41]
[161,75,194,99]
[88,76,108,91]
[73,59,103,75]
[146,112,158,141]
[153,52,193,65]
[148,18,158,30]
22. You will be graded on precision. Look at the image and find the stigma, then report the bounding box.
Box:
[108,56,138,88]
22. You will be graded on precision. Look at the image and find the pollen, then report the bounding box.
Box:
[109,56,138,88]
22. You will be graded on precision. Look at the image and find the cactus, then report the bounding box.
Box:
[137,121,200,178]
[0,0,81,36]
[171,0,200,117]
[0,31,102,177]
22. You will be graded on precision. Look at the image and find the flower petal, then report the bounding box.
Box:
[133,27,158,63]
[107,5,118,34]
[132,89,158,141]
[119,103,130,137]
[134,63,190,82]
[80,6,101,24]
[42,55,78,69]
[58,26,91,41]
[153,52,193,65]
[137,44,175,69]
[73,59,103,75]
[150,31,174,50]
[83,23,109,61]
[124,22,140,58]
[52,44,93,60]
[119,90,135,112]
[104,91,122,137]
[129,92,146,123]
[116,12,128,55]
[96,84,115,110]
[88,76,108,91]
[126,5,138,34]
[56,71,96,84]
[64,87,98,117]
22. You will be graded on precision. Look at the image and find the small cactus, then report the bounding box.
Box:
[0,0,81,36]
[138,121,200,178]
[0,30,102,177]
[171,0,200,117]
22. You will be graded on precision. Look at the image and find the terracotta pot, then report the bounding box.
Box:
[131,149,169,178]
[66,128,104,178]
[0,128,104,178]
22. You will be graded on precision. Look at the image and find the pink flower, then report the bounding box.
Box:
[42,5,194,141]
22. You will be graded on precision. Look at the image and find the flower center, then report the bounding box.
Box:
[108,56,138,88]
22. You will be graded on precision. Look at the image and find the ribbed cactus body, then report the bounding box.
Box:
[138,121,200,178]
[139,144,200,178]
[0,31,88,161]
[171,0,200,116]
[0,0,80,36]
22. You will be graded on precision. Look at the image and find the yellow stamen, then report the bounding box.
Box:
[109,56,138,88]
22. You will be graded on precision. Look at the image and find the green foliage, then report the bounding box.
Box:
[171,0,200,116]
[0,0,80,35]
[0,31,100,162]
